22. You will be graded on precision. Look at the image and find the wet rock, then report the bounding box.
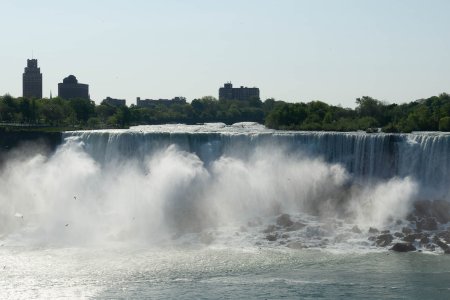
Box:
[368,227,379,234]
[266,234,278,242]
[390,243,416,252]
[396,220,403,225]
[416,217,438,231]
[394,232,404,238]
[281,233,290,239]
[285,222,306,232]
[376,234,394,247]
[406,214,417,222]
[351,225,362,234]
[276,214,294,228]
[279,241,286,245]
[368,236,377,242]
[263,225,277,234]
[287,242,307,249]
[381,230,390,234]
[402,227,413,235]
[437,231,450,243]
[433,236,450,253]
[420,236,430,245]
[403,233,422,243]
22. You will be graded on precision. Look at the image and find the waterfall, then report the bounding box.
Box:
[64,124,450,197]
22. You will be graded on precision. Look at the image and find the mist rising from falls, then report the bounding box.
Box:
[0,124,449,247]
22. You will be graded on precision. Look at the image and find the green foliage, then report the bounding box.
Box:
[0,92,449,132]
[439,117,450,131]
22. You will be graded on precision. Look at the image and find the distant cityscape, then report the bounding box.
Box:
[22,58,260,107]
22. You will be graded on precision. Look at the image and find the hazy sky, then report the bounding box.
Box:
[1,0,449,107]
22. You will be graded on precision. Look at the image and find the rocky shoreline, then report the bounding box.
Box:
[255,200,450,254]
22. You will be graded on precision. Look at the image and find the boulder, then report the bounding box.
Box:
[437,231,450,243]
[381,230,390,234]
[394,232,405,238]
[403,233,422,243]
[376,234,394,247]
[368,227,379,234]
[402,227,413,235]
[433,236,450,252]
[276,214,294,228]
[390,243,416,252]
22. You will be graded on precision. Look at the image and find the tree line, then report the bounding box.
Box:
[0,93,449,132]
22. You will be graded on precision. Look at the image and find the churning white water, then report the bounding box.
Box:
[1,123,450,299]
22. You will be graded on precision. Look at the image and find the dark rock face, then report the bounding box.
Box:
[376,234,394,247]
[276,214,294,228]
[416,217,438,231]
[437,231,450,243]
[390,243,416,252]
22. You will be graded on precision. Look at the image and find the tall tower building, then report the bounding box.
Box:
[22,59,43,99]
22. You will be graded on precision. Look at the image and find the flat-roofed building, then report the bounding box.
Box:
[219,82,259,101]
[58,75,90,100]
[102,97,126,107]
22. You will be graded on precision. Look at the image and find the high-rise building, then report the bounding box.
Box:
[219,82,260,101]
[22,59,43,99]
[58,75,90,100]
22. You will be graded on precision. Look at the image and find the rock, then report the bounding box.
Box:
[287,242,306,249]
[403,233,422,243]
[266,234,278,241]
[276,214,294,228]
[394,232,404,238]
[420,236,430,245]
[351,225,362,234]
[263,225,277,234]
[368,227,379,234]
[402,227,413,235]
[381,230,390,234]
[433,236,449,252]
[368,236,377,242]
[281,233,290,239]
[390,243,416,252]
[437,231,450,243]
[376,234,394,247]
[285,222,306,232]
[416,217,438,231]
[396,220,403,225]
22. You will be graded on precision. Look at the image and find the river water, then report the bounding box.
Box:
[1,123,449,299]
